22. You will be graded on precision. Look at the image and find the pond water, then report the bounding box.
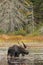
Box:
[0,47,43,65]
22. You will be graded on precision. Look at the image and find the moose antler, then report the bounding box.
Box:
[18,41,20,44]
[22,41,26,48]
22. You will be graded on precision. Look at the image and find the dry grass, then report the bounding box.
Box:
[0,34,43,42]
[0,34,43,47]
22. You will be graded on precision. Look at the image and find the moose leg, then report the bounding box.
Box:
[22,53,25,56]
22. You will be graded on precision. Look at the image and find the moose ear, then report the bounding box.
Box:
[22,41,26,48]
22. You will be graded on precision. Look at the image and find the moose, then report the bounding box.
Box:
[7,42,29,65]
[7,42,29,58]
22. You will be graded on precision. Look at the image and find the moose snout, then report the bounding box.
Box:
[26,50,29,54]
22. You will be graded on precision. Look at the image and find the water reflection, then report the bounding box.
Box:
[7,58,29,65]
[8,62,26,65]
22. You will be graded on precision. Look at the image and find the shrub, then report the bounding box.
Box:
[0,29,4,34]
[14,29,27,36]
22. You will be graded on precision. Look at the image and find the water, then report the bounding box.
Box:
[0,47,43,65]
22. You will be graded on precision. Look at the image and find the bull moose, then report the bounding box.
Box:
[7,42,29,65]
[7,42,29,58]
